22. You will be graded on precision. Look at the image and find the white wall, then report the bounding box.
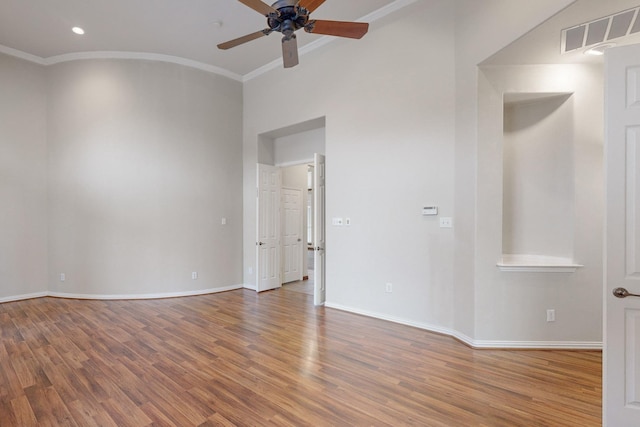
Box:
[274,128,325,166]
[502,94,574,258]
[244,0,458,328]
[0,54,48,300]
[46,59,243,297]
[2,0,597,345]
[476,64,603,343]
[452,0,575,340]
[244,0,588,346]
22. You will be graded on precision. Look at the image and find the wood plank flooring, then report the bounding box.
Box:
[0,288,601,426]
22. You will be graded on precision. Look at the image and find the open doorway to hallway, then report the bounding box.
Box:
[256,118,325,302]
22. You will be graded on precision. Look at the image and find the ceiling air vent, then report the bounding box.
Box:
[562,6,640,53]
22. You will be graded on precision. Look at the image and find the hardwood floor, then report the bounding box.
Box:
[0,288,601,426]
[282,275,313,295]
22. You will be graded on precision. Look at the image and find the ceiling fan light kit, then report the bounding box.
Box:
[218,0,369,68]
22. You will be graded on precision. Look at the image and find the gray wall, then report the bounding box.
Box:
[2,0,599,346]
[244,0,458,329]
[0,54,48,301]
[0,55,243,299]
[476,64,604,343]
[47,59,243,296]
[243,0,592,346]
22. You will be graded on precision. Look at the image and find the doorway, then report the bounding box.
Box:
[256,158,324,303]
[255,119,326,304]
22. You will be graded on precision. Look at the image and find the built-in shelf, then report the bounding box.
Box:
[497,254,583,273]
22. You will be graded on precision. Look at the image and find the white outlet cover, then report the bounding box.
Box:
[439,217,453,228]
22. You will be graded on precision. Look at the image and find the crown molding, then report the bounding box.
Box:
[0,44,46,65]
[0,45,244,81]
[43,51,244,81]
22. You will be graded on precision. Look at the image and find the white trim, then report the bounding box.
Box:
[324,302,602,350]
[497,265,582,273]
[43,51,243,82]
[469,339,602,350]
[0,45,46,64]
[0,45,243,82]
[243,283,257,291]
[0,291,48,303]
[1,285,245,304]
[47,284,243,300]
[497,254,584,273]
[275,158,315,168]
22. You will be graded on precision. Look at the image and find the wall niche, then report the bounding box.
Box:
[498,92,582,272]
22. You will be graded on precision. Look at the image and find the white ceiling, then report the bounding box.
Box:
[0,0,398,79]
[484,0,640,66]
[3,0,640,80]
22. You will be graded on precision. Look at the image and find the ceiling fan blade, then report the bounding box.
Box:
[282,36,299,68]
[297,0,326,13]
[237,0,278,16]
[305,20,369,39]
[217,29,269,50]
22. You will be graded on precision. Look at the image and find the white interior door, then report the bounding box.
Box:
[605,43,640,427]
[282,187,303,284]
[257,164,281,292]
[313,153,326,306]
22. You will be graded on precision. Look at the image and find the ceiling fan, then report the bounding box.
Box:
[217,0,369,68]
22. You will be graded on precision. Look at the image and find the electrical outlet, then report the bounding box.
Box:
[221,217,227,225]
[385,283,393,293]
[546,309,556,322]
[192,271,198,280]
[60,273,65,282]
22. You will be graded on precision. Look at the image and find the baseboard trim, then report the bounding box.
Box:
[0,291,49,304]
[324,302,602,350]
[0,285,244,304]
[243,284,257,291]
[47,284,244,300]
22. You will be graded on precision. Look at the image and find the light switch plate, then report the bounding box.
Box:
[439,217,453,228]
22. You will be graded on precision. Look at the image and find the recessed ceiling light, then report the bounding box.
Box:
[584,43,616,56]
[72,27,85,35]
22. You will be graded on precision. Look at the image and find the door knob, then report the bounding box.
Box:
[613,287,640,298]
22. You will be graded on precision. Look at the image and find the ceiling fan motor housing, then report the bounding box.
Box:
[268,0,310,36]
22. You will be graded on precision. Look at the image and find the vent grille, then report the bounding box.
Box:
[562,6,640,53]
